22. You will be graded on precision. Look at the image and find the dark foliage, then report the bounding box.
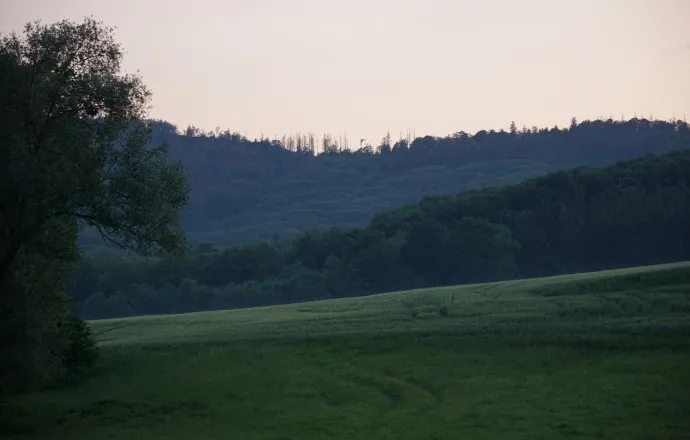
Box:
[80,117,690,249]
[0,274,98,396]
[0,17,179,398]
[71,149,690,319]
[59,315,99,385]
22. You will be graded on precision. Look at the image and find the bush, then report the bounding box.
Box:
[60,315,99,385]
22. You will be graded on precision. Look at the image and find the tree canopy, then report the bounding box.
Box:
[0,17,189,284]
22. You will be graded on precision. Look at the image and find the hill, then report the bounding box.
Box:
[90,261,690,344]
[5,262,690,439]
[70,149,690,320]
[79,117,690,248]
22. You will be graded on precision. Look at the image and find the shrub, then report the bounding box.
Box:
[60,315,99,385]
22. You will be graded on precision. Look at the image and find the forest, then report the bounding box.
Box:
[71,148,690,319]
[80,117,690,248]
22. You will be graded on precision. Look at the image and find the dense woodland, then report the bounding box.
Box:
[71,148,690,319]
[80,117,690,248]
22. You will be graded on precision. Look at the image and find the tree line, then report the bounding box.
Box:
[79,116,690,250]
[71,149,690,319]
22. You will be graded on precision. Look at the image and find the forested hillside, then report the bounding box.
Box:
[72,149,690,319]
[80,118,690,248]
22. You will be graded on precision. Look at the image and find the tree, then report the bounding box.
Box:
[445,217,520,284]
[0,217,79,395]
[401,219,449,285]
[0,17,189,394]
[0,17,189,285]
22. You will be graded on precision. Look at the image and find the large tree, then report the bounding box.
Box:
[0,17,189,394]
[0,17,189,283]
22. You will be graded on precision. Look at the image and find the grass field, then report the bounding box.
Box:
[3,262,690,439]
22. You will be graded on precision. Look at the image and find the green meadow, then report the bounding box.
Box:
[3,262,690,439]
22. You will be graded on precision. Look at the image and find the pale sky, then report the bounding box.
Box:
[2,0,689,144]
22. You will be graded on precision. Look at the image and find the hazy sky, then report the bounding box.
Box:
[2,0,689,143]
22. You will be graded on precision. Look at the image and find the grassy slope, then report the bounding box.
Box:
[4,262,690,439]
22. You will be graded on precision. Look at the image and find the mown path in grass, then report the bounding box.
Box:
[3,263,690,439]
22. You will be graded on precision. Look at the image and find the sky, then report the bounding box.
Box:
[1,0,689,144]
